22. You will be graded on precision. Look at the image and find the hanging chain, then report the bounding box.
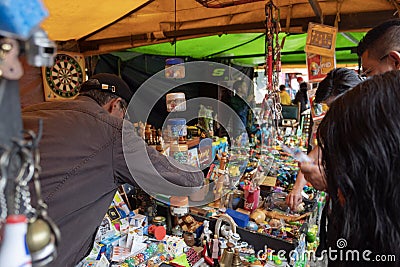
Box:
[0,148,9,221]
[0,122,43,218]
[12,129,43,216]
[265,2,274,92]
[261,1,282,129]
[13,143,35,215]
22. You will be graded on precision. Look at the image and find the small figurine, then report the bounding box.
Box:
[138,121,145,139]
[220,224,233,239]
[213,152,229,206]
[211,234,220,266]
[229,233,240,247]
[201,220,212,243]
[219,237,227,256]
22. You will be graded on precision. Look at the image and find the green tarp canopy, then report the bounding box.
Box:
[125,32,365,66]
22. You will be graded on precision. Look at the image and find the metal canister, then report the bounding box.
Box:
[152,216,166,229]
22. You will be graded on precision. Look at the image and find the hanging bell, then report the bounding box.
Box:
[219,242,234,267]
[232,248,242,267]
[26,214,59,267]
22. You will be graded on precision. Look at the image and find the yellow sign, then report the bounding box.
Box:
[307,53,336,82]
[262,176,277,187]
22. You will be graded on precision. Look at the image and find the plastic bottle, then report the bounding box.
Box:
[0,214,32,267]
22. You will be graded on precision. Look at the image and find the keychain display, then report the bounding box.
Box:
[0,137,36,267]
[0,148,9,241]
[267,1,282,120]
[0,123,60,267]
[25,126,61,267]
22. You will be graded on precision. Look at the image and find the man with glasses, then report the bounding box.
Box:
[22,73,203,266]
[357,18,400,77]
[300,19,400,188]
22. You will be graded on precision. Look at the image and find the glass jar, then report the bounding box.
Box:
[166,92,186,112]
[165,58,185,79]
[183,232,195,247]
[166,118,187,139]
[170,143,188,164]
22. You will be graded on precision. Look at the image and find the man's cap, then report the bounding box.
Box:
[80,73,133,102]
[297,77,304,83]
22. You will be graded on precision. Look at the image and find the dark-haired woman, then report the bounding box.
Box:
[318,70,400,266]
[287,68,363,211]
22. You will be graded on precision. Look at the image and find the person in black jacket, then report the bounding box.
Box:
[23,73,203,266]
[292,82,309,113]
[229,80,254,137]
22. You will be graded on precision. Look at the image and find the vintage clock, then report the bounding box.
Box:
[42,52,85,101]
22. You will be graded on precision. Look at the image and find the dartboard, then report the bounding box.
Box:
[45,53,84,98]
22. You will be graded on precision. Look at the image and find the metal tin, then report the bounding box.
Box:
[152,216,166,228]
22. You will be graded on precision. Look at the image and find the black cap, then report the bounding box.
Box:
[80,73,133,102]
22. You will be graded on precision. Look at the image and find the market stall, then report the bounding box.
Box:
[75,82,325,267]
[1,1,399,267]
[76,141,325,266]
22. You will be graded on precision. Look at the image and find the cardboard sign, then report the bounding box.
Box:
[305,23,337,57]
[262,176,277,187]
[306,53,335,82]
[198,138,213,169]
[187,147,200,168]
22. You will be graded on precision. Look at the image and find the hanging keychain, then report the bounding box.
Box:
[260,0,282,136]
[0,148,10,243]
[23,125,61,267]
[0,143,33,267]
[13,141,35,216]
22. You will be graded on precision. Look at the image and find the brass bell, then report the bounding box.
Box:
[26,217,52,252]
[220,242,234,267]
[232,248,242,267]
[27,216,58,267]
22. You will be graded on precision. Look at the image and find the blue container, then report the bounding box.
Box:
[166,58,184,65]
[226,208,249,228]
[0,0,48,39]
[166,118,187,138]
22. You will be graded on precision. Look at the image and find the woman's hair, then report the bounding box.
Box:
[315,68,362,103]
[317,70,400,257]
